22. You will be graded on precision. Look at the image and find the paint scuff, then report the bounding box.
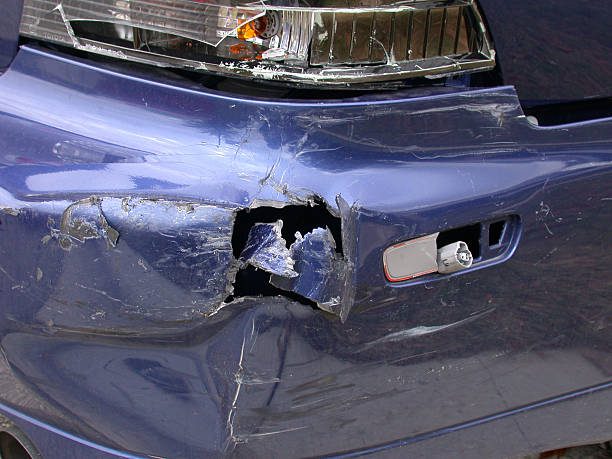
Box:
[52,197,119,251]
[358,307,496,352]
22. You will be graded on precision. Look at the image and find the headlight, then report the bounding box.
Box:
[20,0,495,86]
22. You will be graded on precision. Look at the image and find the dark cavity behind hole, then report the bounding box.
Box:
[231,200,343,258]
[488,220,506,247]
[0,432,32,459]
[225,266,317,307]
[523,97,612,126]
[228,200,341,307]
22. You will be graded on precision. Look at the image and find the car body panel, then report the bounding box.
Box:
[0,45,610,457]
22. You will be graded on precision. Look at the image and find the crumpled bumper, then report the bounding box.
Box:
[0,45,610,458]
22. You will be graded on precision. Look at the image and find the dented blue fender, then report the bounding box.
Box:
[0,44,610,458]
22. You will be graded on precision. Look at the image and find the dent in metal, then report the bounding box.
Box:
[0,187,361,333]
[0,193,239,334]
[0,46,611,458]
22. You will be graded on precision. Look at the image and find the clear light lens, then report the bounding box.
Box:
[20,0,495,85]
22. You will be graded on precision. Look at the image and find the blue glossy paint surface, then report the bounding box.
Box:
[0,45,610,458]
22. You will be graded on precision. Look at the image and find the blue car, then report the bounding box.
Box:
[0,0,610,457]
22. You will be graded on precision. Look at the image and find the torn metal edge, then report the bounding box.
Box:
[239,220,298,278]
[238,195,357,321]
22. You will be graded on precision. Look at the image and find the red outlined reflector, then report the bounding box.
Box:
[383,232,439,282]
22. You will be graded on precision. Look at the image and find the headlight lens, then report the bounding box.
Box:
[20,0,495,86]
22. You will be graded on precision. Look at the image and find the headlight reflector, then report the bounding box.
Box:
[20,0,495,85]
